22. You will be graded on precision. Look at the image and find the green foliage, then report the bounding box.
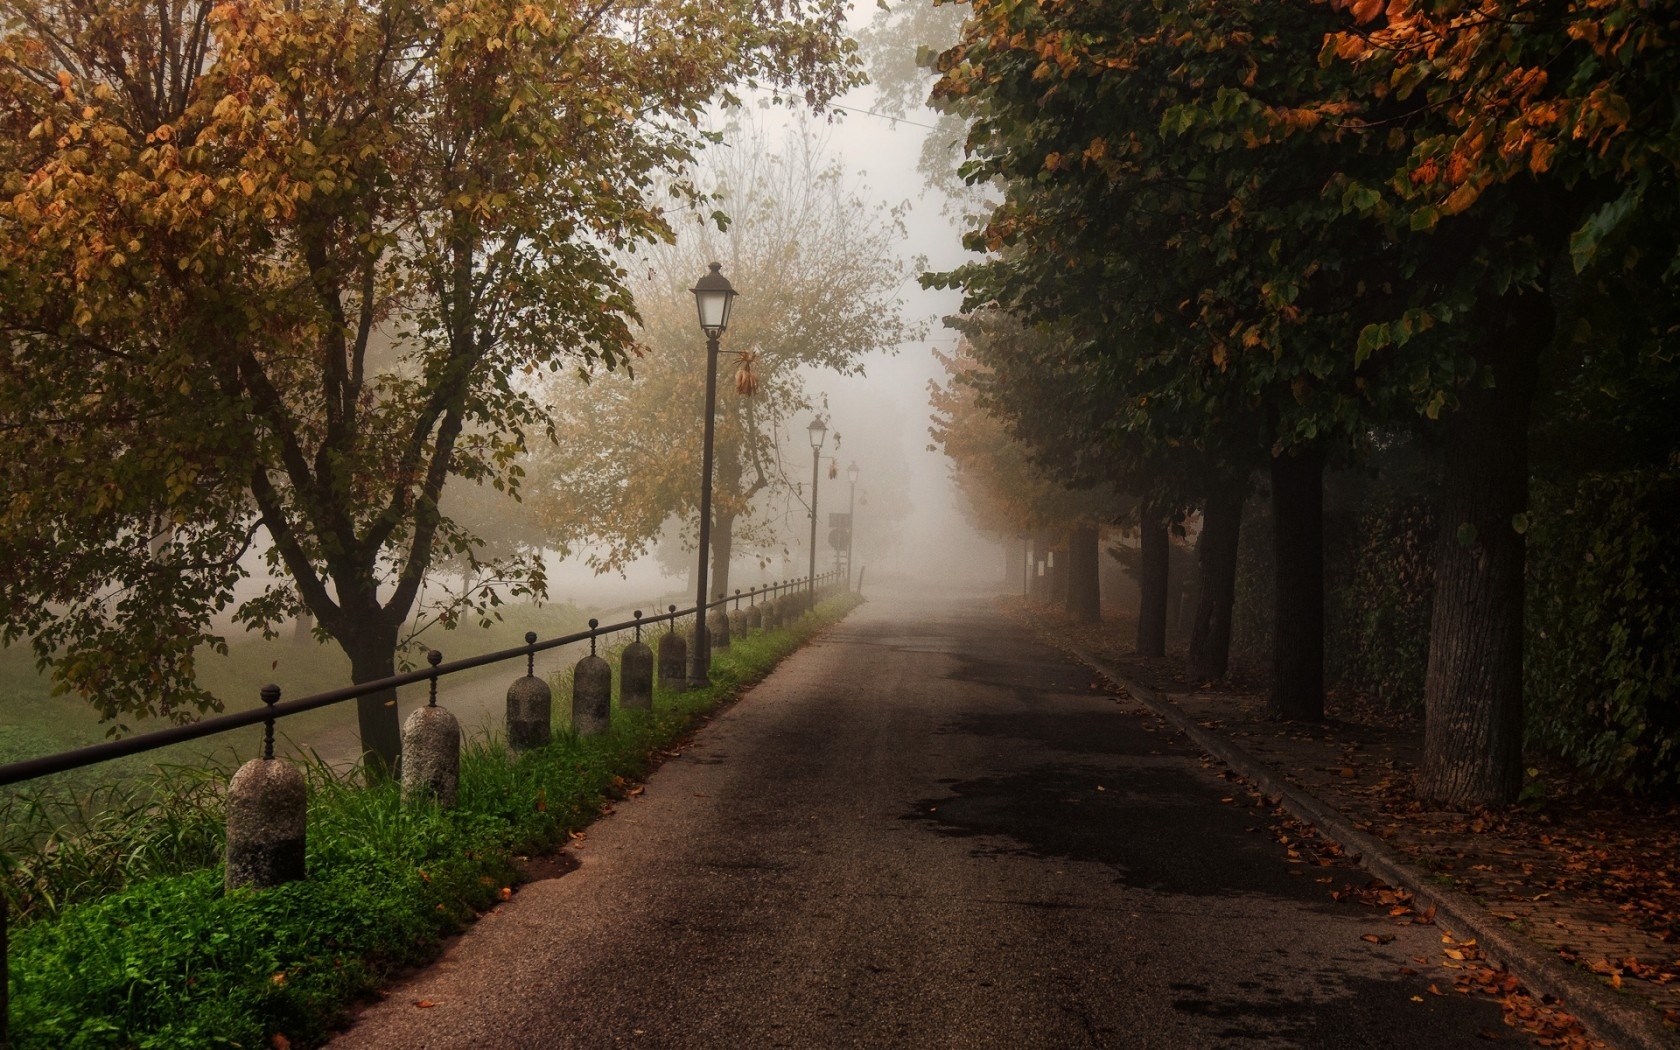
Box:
[3,593,862,1046]
[1323,468,1435,715]
[0,765,229,925]
[1230,460,1435,715]
[1525,471,1680,795]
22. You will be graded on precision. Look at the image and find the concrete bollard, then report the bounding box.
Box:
[506,675,552,752]
[402,703,462,808]
[402,652,460,808]
[507,630,552,751]
[622,612,654,712]
[658,626,688,692]
[226,685,307,892]
[729,606,748,642]
[572,641,613,737]
[745,603,763,633]
[686,617,709,671]
[225,756,307,891]
[708,606,731,651]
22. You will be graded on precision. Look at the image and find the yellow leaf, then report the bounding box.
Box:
[1441,182,1480,215]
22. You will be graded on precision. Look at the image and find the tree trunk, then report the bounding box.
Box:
[1065,525,1101,623]
[1420,293,1547,808]
[711,508,736,602]
[1188,483,1245,681]
[342,620,403,781]
[1269,446,1325,721]
[292,606,315,646]
[1136,513,1169,657]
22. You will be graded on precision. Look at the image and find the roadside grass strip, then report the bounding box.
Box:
[3,593,862,1049]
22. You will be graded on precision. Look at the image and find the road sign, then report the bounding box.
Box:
[828,512,852,529]
[828,527,851,551]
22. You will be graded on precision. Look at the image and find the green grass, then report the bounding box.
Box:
[3,591,861,1049]
[0,601,594,807]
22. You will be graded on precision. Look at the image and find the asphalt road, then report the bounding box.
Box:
[331,585,1508,1049]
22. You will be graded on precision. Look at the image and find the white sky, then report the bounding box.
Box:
[718,14,1002,589]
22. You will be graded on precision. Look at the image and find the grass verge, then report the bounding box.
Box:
[4,591,861,1049]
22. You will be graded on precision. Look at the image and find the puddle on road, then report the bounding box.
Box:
[901,764,1322,899]
[936,709,1195,759]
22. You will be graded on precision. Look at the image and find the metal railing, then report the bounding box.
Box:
[0,571,842,790]
[0,570,847,1046]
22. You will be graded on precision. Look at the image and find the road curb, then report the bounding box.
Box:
[1060,641,1676,1050]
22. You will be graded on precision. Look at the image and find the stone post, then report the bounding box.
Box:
[657,605,688,692]
[506,632,552,752]
[573,620,612,737]
[621,611,654,712]
[226,685,307,891]
[402,651,460,808]
[745,599,763,634]
[707,606,731,652]
[728,590,748,643]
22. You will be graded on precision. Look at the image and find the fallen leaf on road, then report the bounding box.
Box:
[415,1000,438,1008]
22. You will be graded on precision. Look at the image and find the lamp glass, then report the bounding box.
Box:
[690,262,737,334]
[847,462,859,484]
[807,417,827,449]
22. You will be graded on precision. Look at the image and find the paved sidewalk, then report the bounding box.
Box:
[1026,598,1680,1049]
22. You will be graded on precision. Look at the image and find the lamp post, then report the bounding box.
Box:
[806,417,827,611]
[845,462,859,590]
[690,263,737,687]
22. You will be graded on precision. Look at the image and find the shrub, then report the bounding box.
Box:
[1525,470,1680,794]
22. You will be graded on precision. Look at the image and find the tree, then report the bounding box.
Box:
[1321,0,1680,804]
[0,0,856,773]
[927,329,1120,623]
[527,121,917,601]
[927,0,1433,707]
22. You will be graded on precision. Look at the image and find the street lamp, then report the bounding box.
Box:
[689,263,737,687]
[806,417,827,610]
[845,462,859,590]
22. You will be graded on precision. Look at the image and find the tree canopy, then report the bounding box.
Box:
[0,0,858,769]
[921,0,1680,804]
[528,121,918,599]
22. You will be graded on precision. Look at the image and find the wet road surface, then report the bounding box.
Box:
[332,587,1506,1048]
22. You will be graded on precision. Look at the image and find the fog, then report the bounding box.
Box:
[535,21,1003,604]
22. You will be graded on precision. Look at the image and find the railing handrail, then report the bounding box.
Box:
[0,571,840,789]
